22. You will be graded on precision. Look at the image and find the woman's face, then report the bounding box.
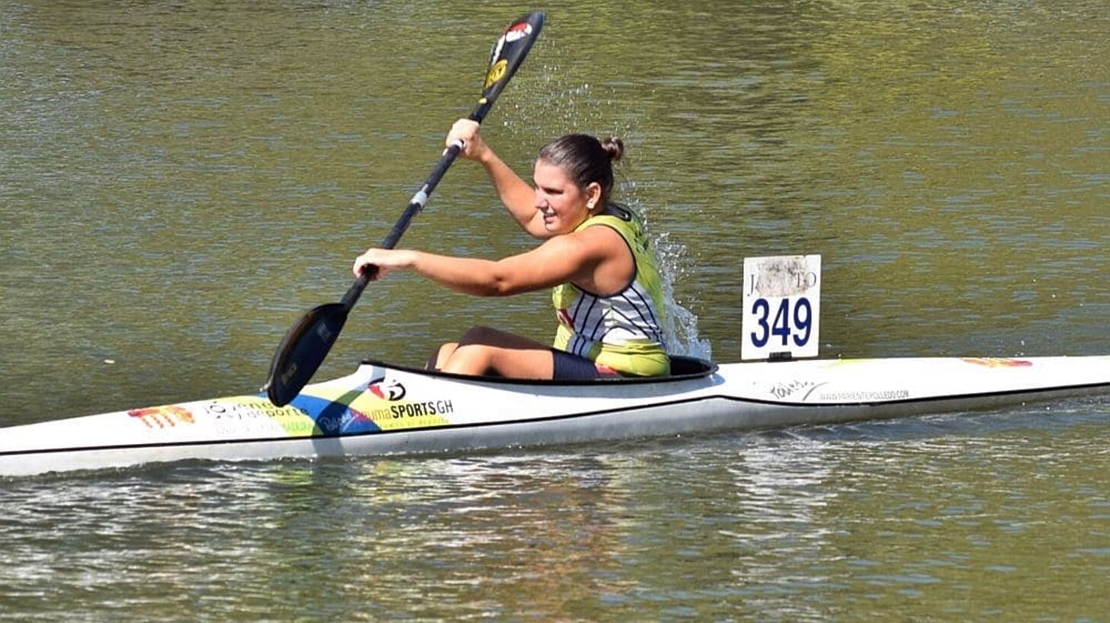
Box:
[532,159,600,234]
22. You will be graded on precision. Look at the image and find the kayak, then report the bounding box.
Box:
[2,354,1109,477]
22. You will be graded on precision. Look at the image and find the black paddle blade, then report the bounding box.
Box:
[263,303,349,407]
[472,11,544,122]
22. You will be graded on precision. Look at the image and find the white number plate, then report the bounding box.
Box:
[742,255,821,360]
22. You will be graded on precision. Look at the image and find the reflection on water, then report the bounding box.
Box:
[3,399,1107,621]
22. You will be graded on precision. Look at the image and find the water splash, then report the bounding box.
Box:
[651,228,714,361]
[623,183,712,361]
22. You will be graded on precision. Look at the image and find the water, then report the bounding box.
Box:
[3,404,1108,622]
[1,0,1107,620]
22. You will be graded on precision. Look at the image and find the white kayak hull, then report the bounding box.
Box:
[2,355,1109,477]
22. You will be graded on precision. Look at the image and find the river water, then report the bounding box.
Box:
[1,1,1107,621]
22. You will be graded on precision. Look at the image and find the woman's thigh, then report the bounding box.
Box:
[444,326,555,378]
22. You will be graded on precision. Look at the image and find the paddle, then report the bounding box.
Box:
[262,11,544,407]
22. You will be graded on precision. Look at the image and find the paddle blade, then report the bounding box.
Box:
[263,303,350,406]
[473,11,545,122]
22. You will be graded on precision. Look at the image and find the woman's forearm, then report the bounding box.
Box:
[410,251,517,297]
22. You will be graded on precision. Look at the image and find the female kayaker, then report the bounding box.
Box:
[352,119,669,379]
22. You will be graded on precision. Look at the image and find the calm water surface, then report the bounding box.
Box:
[1,0,1107,621]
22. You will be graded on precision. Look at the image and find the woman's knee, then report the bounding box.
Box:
[427,342,459,370]
[441,343,495,375]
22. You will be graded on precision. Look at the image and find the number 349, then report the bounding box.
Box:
[749,297,813,348]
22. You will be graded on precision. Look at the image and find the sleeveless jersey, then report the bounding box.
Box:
[551,205,670,376]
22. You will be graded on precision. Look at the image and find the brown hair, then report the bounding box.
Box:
[537,134,624,205]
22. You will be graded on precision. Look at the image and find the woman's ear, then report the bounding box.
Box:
[586,182,603,209]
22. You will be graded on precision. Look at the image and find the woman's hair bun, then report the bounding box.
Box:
[600,136,624,162]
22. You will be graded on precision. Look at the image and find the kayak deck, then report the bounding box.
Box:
[1,355,1108,477]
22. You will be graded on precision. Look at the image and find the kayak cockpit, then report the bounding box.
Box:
[359,355,719,385]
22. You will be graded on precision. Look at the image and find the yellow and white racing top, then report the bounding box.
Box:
[551,204,670,376]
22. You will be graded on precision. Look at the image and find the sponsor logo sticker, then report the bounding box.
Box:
[484,59,508,88]
[128,405,195,428]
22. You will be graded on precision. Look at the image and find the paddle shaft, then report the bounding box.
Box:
[342,124,474,308]
[350,12,541,279]
[263,11,544,406]
[340,13,545,309]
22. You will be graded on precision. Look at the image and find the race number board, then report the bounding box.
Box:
[742,255,821,361]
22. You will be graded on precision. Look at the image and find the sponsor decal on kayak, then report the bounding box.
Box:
[354,377,455,431]
[123,381,460,438]
[765,380,910,403]
[369,378,406,401]
[768,379,818,400]
[813,389,911,402]
[389,400,454,419]
[127,399,317,436]
[128,405,195,428]
[208,399,316,436]
[282,392,380,436]
[962,357,1034,368]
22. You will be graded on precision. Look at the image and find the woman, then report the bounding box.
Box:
[352,119,670,379]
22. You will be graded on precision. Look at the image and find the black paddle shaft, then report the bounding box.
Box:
[346,10,545,307]
[264,11,544,406]
[352,11,545,295]
[346,136,466,306]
